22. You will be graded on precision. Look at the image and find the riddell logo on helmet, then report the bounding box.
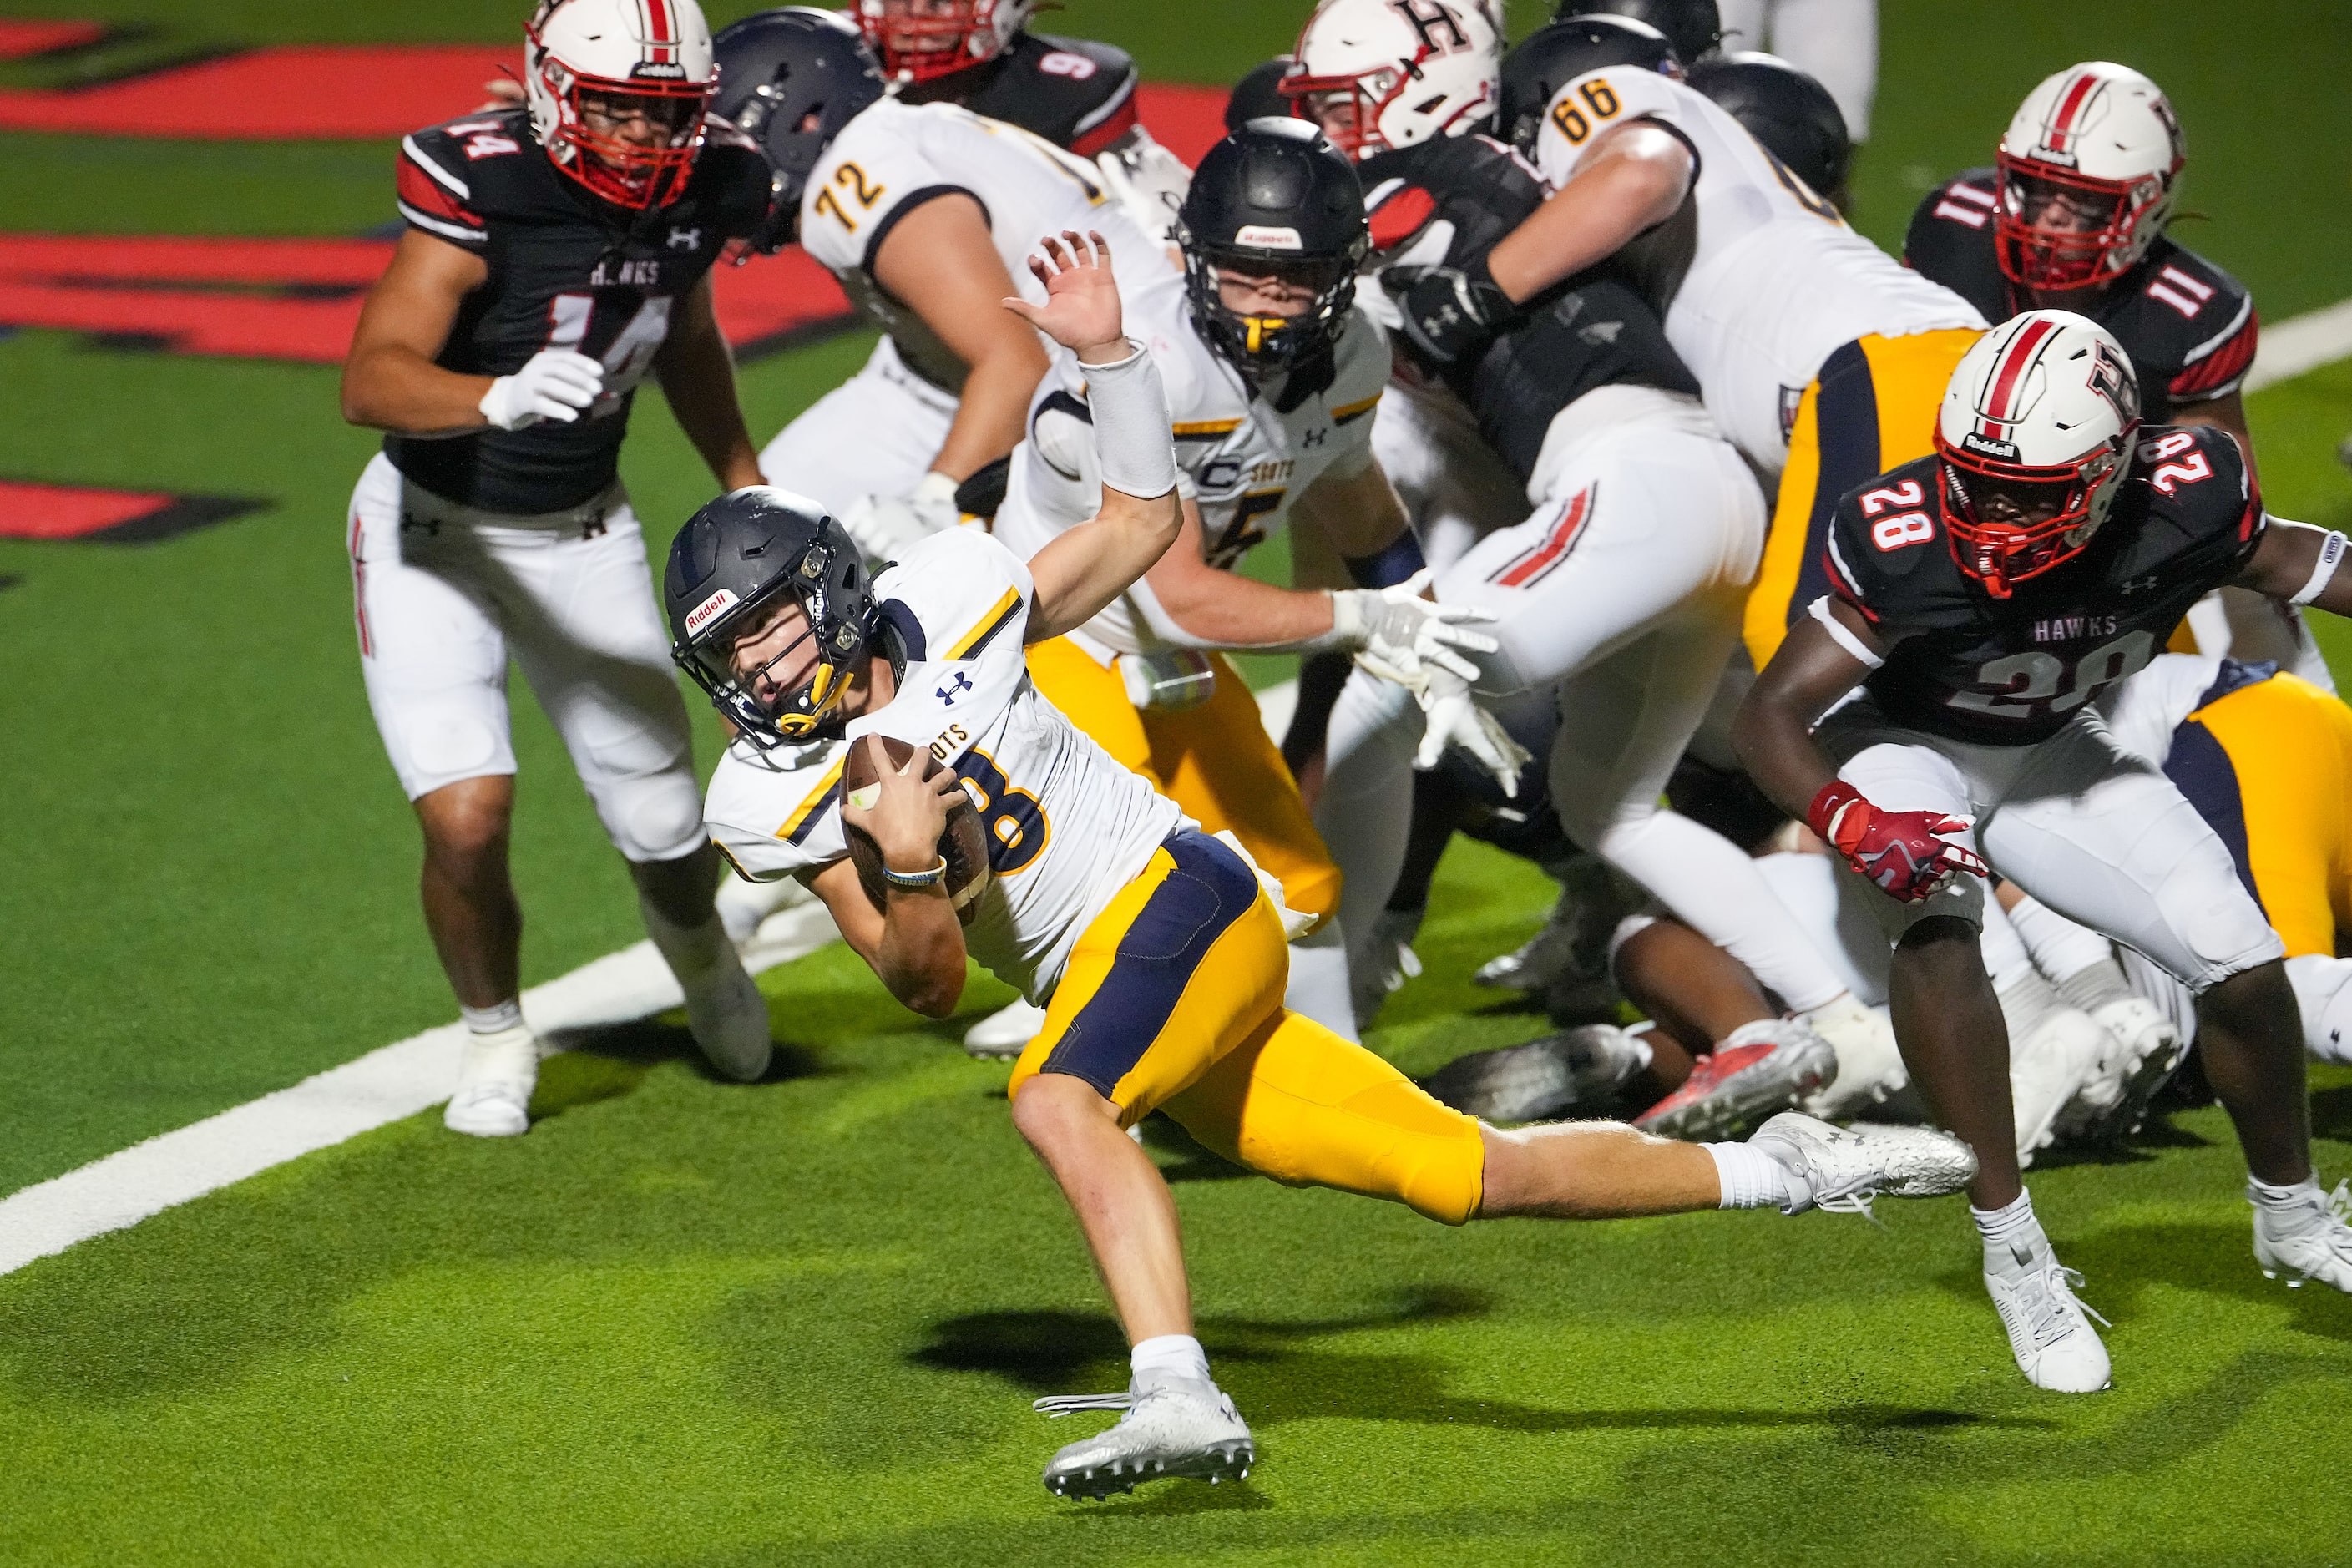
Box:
[1235,225,1303,250]
[685,587,740,635]
[1960,432,2021,462]
[631,61,689,79]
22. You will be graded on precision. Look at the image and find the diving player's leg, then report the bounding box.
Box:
[349,456,537,1136]
[1007,832,1282,1495]
[501,501,772,1082]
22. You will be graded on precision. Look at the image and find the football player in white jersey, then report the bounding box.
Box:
[666,230,1976,1501]
[1460,16,1985,673]
[990,119,1505,1042]
[711,11,1176,565]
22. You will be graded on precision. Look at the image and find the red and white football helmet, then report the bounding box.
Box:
[854,0,1034,85]
[1286,0,1501,162]
[525,0,717,210]
[1935,311,2142,598]
[1995,62,2184,292]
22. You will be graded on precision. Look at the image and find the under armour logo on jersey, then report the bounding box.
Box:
[1303,427,1327,448]
[666,225,701,250]
[1387,0,1470,52]
[936,671,974,706]
[2118,572,2161,596]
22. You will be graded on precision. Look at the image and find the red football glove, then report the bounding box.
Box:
[1808,780,1989,903]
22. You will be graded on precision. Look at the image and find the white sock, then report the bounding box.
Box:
[1707,1141,1800,1211]
[460,999,524,1035]
[1973,1189,2041,1267]
[2006,898,2117,994]
[1978,897,2036,989]
[641,895,732,989]
[2248,1174,2321,1210]
[1284,923,1359,1041]
[2056,954,2135,1015]
[1994,964,2066,1044]
[1130,1333,1211,1385]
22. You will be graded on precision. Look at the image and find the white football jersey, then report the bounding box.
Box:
[991,294,1391,656]
[798,98,1176,391]
[1533,68,1984,474]
[703,528,1186,1003]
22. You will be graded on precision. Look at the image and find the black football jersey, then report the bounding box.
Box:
[899,33,1139,155]
[1904,169,2258,424]
[1360,134,1699,483]
[1826,424,2264,745]
[386,108,772,514]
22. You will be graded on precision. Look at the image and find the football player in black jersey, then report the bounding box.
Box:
[1903,62,2323,683]
[340,0,778,1137]
[1735,311,2352,1392]
[1283,0,1897,1133]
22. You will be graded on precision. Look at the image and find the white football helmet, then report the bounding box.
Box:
[855,0,1034,85]
[1935,311,2142,598]
[1286,0,1501,162]
[525,0,716,210]
[1995,62,2185,291]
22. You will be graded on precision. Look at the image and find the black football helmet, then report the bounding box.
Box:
[1498,15,1680,156]
[1176,118,1369,380]
[1226,56,1297,132]
[1687,50,1850,208]
[665,487,882,746]
[1556,0,1720,66]
[711,7,887,250]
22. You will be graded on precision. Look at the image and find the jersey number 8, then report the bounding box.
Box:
[953,749,1050,875]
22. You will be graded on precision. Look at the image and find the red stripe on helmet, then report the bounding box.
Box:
[1977,316,2059,439]
[643,0,675,62]
[2042,71,2101,154]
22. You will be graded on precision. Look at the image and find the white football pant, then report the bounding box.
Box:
[1372,374,1527,573]
[1819,700,2285,993]
[1715,0,1879,141]
[1317,391,1854,1013]
[346,453,706,863]
[757,335,959,517]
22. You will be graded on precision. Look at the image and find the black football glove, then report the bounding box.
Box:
[1382,258,1521,368]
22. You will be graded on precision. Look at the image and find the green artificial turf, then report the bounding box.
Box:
[3,849,2350,1566]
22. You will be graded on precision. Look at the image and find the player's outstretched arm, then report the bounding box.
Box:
[1485,122,1692,311]
[2232,517,2352,616]
[654,271,764,491]
[1015,232,1186,643]
[1736,604,1985,903]
[817,736,973,1018]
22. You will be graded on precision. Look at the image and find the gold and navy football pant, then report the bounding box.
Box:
[1007,831,1487,1225]
[1025,636,1343,924]
[2164,669,2352,960]
[1744,327,1985,669]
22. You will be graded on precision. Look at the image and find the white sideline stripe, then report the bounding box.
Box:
[2246,298,2352,392]
[0,902,840,1277]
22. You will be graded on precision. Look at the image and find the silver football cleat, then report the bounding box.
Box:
[1035,1373,1254,1500]
[1417,1024,1647,1122]
[2253,1177,2352,1292]
[964,997,1049,1060]
[1747,1111,1978,1218]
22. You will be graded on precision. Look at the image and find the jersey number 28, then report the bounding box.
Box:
[1949,629,2155,722]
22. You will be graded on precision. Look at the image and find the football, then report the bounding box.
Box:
[841,735,993,924]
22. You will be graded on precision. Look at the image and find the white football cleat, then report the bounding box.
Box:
[2252,1178,2352,1292]
[683,950,772,1082]
[1984,1228,2112,1393]
[2008,1006,2106,1167]
[1797,993,1909,1118]
[714,871,802,945]
[964,997,1048,1060]
[1748,1110,1978,1217]
[2063,995,2184,1143]
[444,1025,539,1137]
[1474,885,1579,991]
[1035,1373,1254,1499]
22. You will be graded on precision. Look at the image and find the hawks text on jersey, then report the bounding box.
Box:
[1905,169,2260,424]
[1359,131,1699,483]
[1825,424,2264,745]
[387,107,771,514]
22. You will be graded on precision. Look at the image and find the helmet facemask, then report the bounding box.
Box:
[1993,153,2170,292]
[1935,432,2129,599]
[1285,51,1495,159]
[527,50,712,210]
[1181,246,1363,379]
[675,549,871,746]
[855,0,1020,84]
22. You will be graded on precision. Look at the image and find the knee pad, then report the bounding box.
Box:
[2288,954,2352,1064]
[600,762,706,862]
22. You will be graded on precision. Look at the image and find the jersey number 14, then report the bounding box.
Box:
[545,292,673,414]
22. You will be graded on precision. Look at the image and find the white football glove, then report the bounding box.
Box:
[478,348,604,430]
[1414,665,1532,798]
[1094,128,1192,249]
[838,470,961,566]
[1330,569,1499,692]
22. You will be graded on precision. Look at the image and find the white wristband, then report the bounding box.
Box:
[1082,341,1179,501]
[2289,527,2348,607]
[1808,595,1884,670]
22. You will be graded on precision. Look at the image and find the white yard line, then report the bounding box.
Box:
[8,293,2350,1278]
